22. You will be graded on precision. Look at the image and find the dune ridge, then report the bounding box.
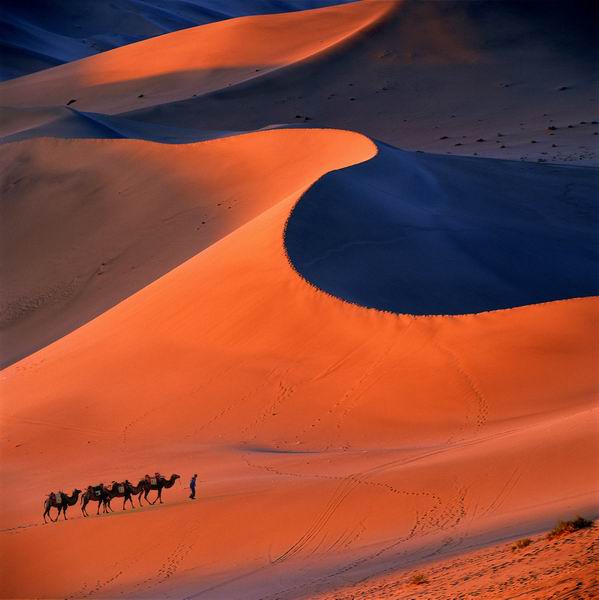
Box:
[284,141,599,315]
[1,1,597,598]
[0,128,375,368]
[0,0,393,115]
[2,123,598,598]
[0,0,358,80]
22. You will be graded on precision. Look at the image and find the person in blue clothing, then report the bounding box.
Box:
[189,474,198,499]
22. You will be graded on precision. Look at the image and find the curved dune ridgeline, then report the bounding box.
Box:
[285,142,599,315]
[0,0,393,115]
[0,0,359,80]
[1,125,598,598]
[1,1,598,599]
[0,129,376,367]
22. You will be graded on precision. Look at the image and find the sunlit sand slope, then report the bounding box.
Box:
[0,0,392,114]
[1,127,597,598]
[0,129,373,367]
[0,0,358,80]
[122,0,598,165]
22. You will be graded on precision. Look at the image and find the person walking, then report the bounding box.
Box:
[189,474,197,499]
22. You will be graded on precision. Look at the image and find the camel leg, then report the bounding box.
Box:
[63,505,68,520]
[43,504,49,523]
[96,501,101,515]
[81,498,87,517]
[158,489,163,504]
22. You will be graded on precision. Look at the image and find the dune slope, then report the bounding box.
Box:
[285,142,599,314]
[0,128,374,367]
[1,2,597,599]
[1,127,597,598]
[122,0,598,165]
[0,0,357,80]
[0,0,392,115]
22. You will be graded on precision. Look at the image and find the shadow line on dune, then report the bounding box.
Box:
[283,141,599,315]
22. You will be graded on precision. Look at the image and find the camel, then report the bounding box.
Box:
[135,474,180,505]
[105,480,142,510]
[80,485,111,517]
[43,489,81,523]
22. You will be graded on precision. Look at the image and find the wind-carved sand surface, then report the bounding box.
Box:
[0,1,597,599]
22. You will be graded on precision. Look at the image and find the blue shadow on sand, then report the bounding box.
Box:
[284,142,599,315]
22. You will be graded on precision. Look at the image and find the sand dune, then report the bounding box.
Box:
[1,126,597,597]
[0,0,391,115]
[0,128,373,367]
[286,142,599,314]
[0,1,597,599]
[121,0,598,165]
[0,0,357,80]
[3,0,596,166]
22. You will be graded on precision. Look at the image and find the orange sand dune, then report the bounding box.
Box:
[0,129,374,367]
[0,0,393,115]
[1,127,597,598]
[313,525,599,599]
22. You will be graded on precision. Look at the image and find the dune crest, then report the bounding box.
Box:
[0,128,375,367]
[0,0,394,115]
[1,1,597,598]
[285,142,599,314]
[1,123,597,598]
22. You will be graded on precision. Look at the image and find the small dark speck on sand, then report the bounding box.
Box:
[66,98,77,105]
[138,94,144,98]
[558,86,570,91]
[476,138,485,142]
[439,135,448,140]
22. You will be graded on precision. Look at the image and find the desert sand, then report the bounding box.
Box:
[0,1,597,599]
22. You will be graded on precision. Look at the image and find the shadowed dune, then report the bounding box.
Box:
[3,0,596,165]
[0,0,391,115]
[120,0,598,164]
[0,0,357,80]
[285,142,599,314]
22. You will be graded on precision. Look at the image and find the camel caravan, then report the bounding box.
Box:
[43,473,180,522]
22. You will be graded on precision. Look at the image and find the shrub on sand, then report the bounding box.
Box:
[547,516,593,540]
[511,537,532,551]
[409,573,428,585]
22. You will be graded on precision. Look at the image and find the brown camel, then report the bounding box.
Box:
[43,489,81,523]
[136,474,180,505]
[80,484,110,516]
[106,480,141,510]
